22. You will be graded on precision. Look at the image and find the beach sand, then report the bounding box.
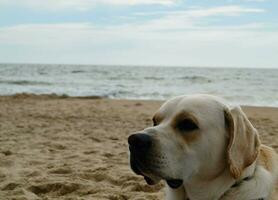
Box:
[0,94,277,200]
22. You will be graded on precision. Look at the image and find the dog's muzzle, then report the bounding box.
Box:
[128,133,183,188]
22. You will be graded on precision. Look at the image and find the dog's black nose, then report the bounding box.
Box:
[128,133,152,151]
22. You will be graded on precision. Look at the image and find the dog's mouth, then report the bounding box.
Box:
[144,176,156,185]
[130,152,183,188]
[130,154,158,185]
[132,166,157,185]
[132,161,183,188]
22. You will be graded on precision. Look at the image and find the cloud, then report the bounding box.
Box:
[134,5,265,16]
[0,20,277,68]
[184,5,265,17]
[0,0,176,11]
[243,0,267,2]
[0,4,275,68]
[131,6,265,31]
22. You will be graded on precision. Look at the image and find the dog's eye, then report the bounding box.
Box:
[176,119,198,132]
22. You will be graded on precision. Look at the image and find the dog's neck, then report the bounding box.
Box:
[183,162,256,200]
[184,168,234,200]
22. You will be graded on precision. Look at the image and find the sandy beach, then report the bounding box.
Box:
[0,94,277,200]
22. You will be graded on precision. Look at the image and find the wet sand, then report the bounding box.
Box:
[0,94,277,200]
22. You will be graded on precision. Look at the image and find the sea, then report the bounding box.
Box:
[0,63,277,107]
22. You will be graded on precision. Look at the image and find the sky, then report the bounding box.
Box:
[0,0,277,68]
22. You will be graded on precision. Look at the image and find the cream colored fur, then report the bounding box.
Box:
[135,94,278,200]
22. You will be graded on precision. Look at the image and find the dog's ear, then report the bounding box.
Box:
[224,106,260,179]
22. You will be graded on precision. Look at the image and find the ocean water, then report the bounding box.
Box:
[0,63,277,106]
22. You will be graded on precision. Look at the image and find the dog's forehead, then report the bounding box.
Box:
[157,95,226,119]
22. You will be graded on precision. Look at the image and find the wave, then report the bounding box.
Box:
[178,75,212,83]
[0,80,51,86]
[144,77,164,80]
[0,64,277,106]
[6,93,105,100]
[71,70,86,74]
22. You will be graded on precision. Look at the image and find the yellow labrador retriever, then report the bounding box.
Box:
[128,94,278,200]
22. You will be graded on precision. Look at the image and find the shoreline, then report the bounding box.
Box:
[1,93,278,109]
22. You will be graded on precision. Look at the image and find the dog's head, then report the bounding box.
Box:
[128,94,260,188]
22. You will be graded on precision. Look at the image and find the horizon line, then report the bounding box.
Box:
[0,62,277,70]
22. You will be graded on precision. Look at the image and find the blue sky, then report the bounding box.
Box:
[0,0,277,68]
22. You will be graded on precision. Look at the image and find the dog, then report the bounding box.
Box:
[128,94,278,200]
